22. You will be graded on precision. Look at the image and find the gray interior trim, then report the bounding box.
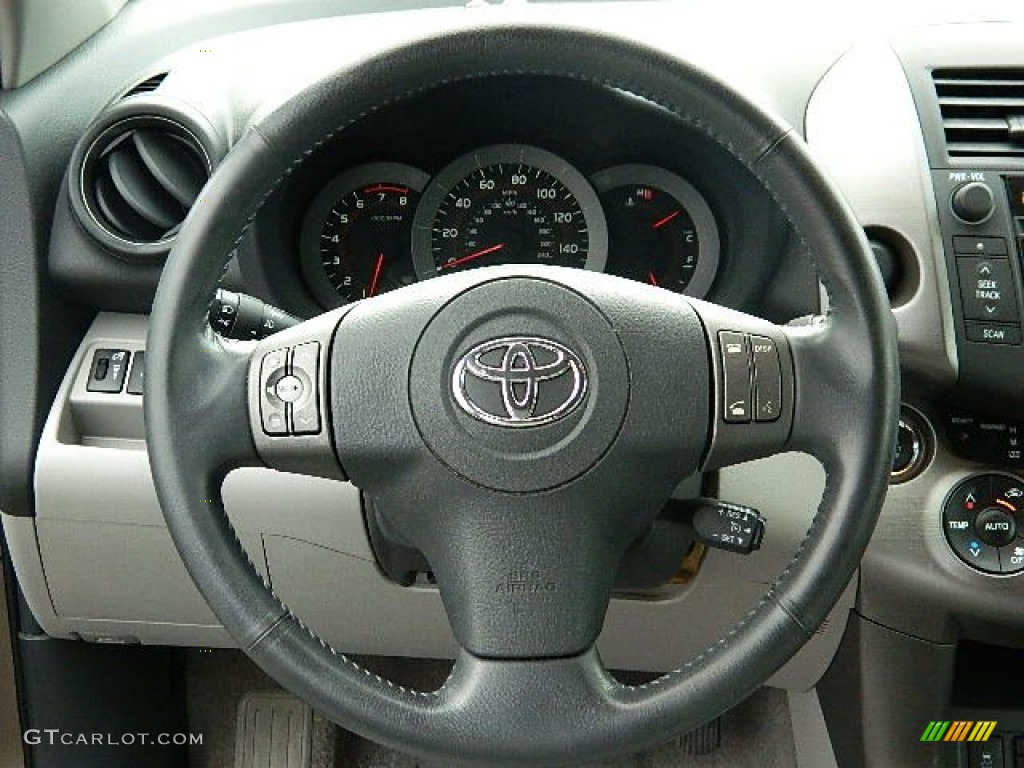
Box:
[818,613,959,768]
[766,579,856,692]
[0,551,26,767]
[0,0,127,88]
[3,511,232,646]
[804,40,958,387]
[788,689,839,768]
[1,515,56,633]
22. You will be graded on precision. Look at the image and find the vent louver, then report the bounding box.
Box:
[933,69,1024,159]
[122,72,167,99]
[77,116,210,251]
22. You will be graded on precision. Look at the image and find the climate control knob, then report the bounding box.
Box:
[943,474,1024,574]
[950,181,995,225]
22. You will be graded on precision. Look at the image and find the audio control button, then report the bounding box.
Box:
[290,342,321,436]
[951,181,995,225]
[259,349,289,436]
[954,235,1008,256]
[958,258,1019,324]
[964,322,1022,345]
[750,335,782,423]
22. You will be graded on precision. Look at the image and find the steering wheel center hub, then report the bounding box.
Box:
[410,276,629,493]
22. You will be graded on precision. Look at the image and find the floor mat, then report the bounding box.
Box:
[187,650,796,768]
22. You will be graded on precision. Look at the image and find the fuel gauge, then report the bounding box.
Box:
[591,165,720,297]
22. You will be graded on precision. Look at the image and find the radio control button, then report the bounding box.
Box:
[964,322,1022,345]
[259,349,289,436]
[953,235,1007,256]
[958,258,1019,324]
[951,181,995,225]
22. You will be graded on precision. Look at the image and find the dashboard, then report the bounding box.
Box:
[2,2,1024,766]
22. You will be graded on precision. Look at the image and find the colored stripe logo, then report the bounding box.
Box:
[920,721,997,742]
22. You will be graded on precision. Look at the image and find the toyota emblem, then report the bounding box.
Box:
[451,336,588,428]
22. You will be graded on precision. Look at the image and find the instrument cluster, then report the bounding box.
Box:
[299,144,720,308]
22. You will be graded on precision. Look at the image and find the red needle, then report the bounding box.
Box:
[652,210,681,229]
[438,243,506,271]
[648,271,659,287]
[368,252,385,297]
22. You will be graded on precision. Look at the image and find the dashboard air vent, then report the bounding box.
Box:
[77,116,210,250]
[122,73,167,99]
[933,69,1024,159]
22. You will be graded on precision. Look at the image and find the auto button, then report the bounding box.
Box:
[975,506,1016,548]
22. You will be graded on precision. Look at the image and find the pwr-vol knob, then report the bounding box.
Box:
[951,182,995,225]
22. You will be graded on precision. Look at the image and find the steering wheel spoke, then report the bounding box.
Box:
[146,324,262,478]
[784,318,869,468]
[433,649,623,746]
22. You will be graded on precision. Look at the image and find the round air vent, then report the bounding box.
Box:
[69,102,222,258]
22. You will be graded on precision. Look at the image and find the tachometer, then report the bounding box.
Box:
[590,165,720,297]
[300,163,428,307]
[412,145,607,279]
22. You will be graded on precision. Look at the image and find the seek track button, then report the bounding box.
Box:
[958,258,1019,323]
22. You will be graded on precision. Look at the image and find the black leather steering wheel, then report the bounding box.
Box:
[145,24,899,767]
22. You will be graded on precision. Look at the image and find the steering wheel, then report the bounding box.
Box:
[145,24,898,766]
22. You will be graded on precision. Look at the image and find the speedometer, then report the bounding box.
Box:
[411,145,607,279]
